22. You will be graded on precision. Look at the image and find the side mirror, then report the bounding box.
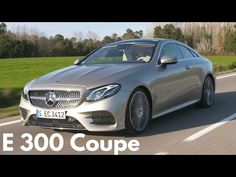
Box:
[160,56,178,65]
[74,59,80,65]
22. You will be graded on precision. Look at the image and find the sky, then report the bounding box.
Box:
[5,22,153,39]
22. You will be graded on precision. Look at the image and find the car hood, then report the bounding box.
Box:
[31,63,149,89]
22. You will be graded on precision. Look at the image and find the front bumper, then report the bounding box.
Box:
[19,90,130,132]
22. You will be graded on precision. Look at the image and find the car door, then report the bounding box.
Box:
[153,43,190,114]
[176,44,202,101]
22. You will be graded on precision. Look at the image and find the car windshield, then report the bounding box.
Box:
[81,43,156,65]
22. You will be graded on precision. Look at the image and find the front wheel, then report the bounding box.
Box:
[198,76,215,107]
[125,88,150,134]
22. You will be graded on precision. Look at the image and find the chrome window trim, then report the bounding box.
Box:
[156,41,201,65]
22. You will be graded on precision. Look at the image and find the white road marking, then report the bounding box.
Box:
[183,112,236,142]
[154,152,169,155]
[216,73,236,80]
[0,120,22,127]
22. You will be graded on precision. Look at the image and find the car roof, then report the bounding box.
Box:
[103,38,200,56]
[106,38,181,46]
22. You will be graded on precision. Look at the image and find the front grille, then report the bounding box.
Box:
[29,90,81,109]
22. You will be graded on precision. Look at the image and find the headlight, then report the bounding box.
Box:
[86,84,121,102]
[22,80,35,100]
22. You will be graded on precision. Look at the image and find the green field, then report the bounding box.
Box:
[0,56,80,89]
[0,55,236,119]
[208,56,236,64]
[0,56,80,118]
[207,56,236,73]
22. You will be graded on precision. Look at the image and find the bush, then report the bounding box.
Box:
[214,64,230,73]
[229,62,236,70]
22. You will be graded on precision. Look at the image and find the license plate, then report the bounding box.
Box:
[36,109,66,119]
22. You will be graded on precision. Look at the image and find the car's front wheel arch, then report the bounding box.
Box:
[137,86,152,117]
[125,86,152,134]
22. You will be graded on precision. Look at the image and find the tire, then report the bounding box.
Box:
[198,76,215,108]
[125,88,151,134]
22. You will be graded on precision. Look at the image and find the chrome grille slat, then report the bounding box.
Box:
[29,90,81,109]
[30,96,45,100]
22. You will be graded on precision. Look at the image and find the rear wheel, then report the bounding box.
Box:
[198,76,215,107]
[125,88,150,134]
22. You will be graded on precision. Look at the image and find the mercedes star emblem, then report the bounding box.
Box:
[45,92,58,107]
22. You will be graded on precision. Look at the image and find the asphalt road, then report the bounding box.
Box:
[1,73,236,155]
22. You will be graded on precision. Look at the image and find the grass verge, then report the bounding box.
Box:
[0,106,19,119]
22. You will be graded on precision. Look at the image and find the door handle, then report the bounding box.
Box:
[185,65,192,70]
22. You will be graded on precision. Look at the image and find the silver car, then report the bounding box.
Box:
[19,38,215,134]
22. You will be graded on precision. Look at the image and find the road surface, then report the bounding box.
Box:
[1,73,236,155]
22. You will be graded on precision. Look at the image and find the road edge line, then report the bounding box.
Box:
[154,152,169,155]
[0,119,22,127]
[183,112,236,142]
[216,72,236,80]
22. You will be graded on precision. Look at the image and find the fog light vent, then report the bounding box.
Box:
[90,111,116,125]
[68,117,76,122]
[20,108,28,120]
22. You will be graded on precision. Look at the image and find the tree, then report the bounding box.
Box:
[0,34,12,57]
[122,29,143,40]
[64,38,74,56]
[87,31,99,52]
[111,33,118,41]
[184,34,194,47]
[0,25,146,58]
[54,34,64,41]
[135,30,143,38]
[102,36,113,45]
[73,31,84,42]
[0,22,7,34]
[197,26,213,54]
[50,34,65,56]
[153,24,185,42]
[224,30,236,53]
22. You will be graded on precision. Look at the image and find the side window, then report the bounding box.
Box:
[160,43,183,60]
[188,49,199,57]
[177,45,195,59]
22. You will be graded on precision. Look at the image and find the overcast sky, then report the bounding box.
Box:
[5,22,152,39]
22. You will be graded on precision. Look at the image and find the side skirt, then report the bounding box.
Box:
[152,100,200,119]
